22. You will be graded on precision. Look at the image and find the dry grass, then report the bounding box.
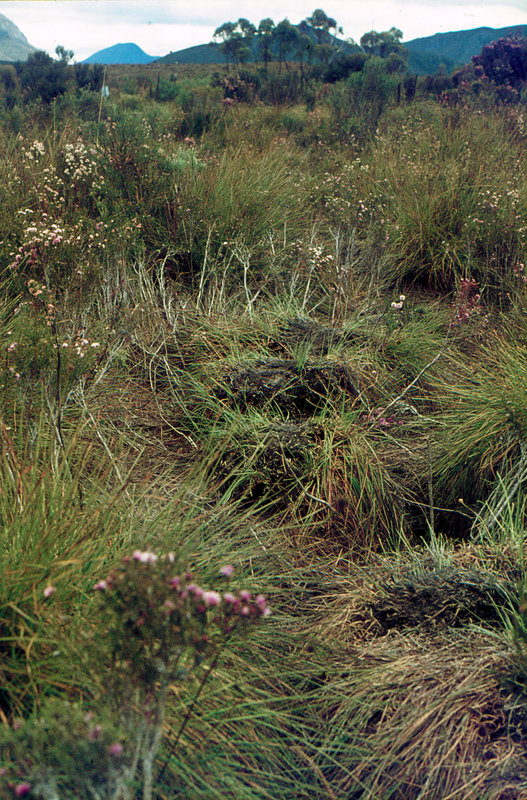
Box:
[290,544,526,799]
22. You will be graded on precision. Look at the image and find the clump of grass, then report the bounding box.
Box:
[0,416,133,717]
[431,337,527,518]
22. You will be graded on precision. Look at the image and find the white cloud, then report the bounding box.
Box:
[0,0,526,60]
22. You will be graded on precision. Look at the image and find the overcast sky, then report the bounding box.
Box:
[0,0,526,62]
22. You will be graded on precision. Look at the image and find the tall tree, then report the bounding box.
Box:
[360,27,404,58]
[296,32,314,80]
[258,18,275,73]
[55,45,74,64]
[274,19,299,73]
[238,18,257,59]
[213,19,254,68]
[306,9,340,45]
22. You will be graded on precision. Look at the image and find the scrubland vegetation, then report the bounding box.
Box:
[1,37,527,798]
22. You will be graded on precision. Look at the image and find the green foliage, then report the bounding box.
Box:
[213,20,254,67]
[15,51,69,105]
[323,57,402,140]
[0,418,131,718]
[432,338,527,510]
[0,700,129,800]
[360,26,405,58]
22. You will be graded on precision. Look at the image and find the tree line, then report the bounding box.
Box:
[212,9,408,77]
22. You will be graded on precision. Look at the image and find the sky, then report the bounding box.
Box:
[0,0,526,62]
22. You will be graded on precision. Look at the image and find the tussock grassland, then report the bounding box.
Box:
[1,65,527,798]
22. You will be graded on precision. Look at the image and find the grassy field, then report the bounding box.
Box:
[0,61,527,798]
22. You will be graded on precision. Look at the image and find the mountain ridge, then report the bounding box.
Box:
[405,24,527,74]
[0,12,37,62]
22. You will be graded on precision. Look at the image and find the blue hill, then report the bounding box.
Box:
[82,42,156,64]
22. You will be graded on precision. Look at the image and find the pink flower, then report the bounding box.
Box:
[108,742,123,756]
[220,564,234,577]
[15,783,31,796]
[202,590,221,607]
[223,592,236,604]
[43,585,55,598]
[94,580,107,591]
[89,724,102,740]
[240,590,251,602]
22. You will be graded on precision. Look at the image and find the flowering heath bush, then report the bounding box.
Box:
[96,550,270,690]
[0,552,270,800]
[96,551,270,800]
[2,281,103,401]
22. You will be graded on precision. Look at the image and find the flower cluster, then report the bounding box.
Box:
[449,278,481,326]
[61,331,100,358]
[8,209,113,287]
[61,139,101,186]
[391,294,406,311]
[513,262,527,284]
[364,407,404,430]
[10,217,64,275]
[384,294,408,333]
[21,140,45,162]
[27,280,55,325]
[95,552,270,689]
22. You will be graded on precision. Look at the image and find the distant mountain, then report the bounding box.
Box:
[405,25,527,74]
[82,43,157,65]
[0,12,37,62]
[157,43,225,65]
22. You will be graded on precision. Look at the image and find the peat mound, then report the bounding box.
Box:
[369,564,514,631]
[216,357,359,413]
[213,419,315,504]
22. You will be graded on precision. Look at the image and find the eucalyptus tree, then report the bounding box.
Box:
[258,18,275,73]
[213,20,252,68]
[306,9,341,44]
[274,19,300,73]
